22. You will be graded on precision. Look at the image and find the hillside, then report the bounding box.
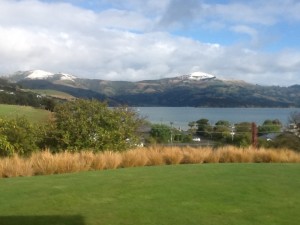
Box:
[4,70,300,107]
[0,104,51,123]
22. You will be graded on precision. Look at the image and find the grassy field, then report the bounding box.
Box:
[0,163,299,225]
[33,89,75,100]
[0,104,51,123]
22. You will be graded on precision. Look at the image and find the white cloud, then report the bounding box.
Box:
[0,0,299,86]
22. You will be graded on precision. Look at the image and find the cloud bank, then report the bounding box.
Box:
[0,0,299,86]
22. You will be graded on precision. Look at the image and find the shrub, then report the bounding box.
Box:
[0,117,40,156]
[53,99,144,151]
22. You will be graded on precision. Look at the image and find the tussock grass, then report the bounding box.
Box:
[0,156,33,178]
[1,146,300,178]
[121,149,148,168]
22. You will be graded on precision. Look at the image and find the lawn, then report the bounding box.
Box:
[0,104,51,123]
[0,164,299,225]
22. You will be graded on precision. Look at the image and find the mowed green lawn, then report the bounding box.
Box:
[0,104,51,123]
[0,164,299,225]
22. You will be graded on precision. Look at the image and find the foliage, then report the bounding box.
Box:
[0,117,40,156]
[149,124,172,143]
[188,121,197,135]
[40,97,57,111]
[196,118,213,138]
[231,122,252,147]
[193,119,252,147]
[265,133,300,152]
[52,99,143,151]
[213,120,231,140]
[0,135,14,157]
[258,119,282,135]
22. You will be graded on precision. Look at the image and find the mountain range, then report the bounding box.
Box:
[3,70,300,107]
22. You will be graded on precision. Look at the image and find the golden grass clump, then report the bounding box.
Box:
[217,147,254,163]
[120,149,148,168]
[181,147,212,164]
[252,148,300,163]
[161,147,184,165]
[31,151,57,175]
[101,151,122,169]
[0,155,33,178]
[145,146,165,166]
[90,153,106,170]
[1,146,300,178]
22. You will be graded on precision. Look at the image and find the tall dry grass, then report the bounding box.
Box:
[1,146,300,178]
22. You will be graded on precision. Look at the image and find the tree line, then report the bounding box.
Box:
[148,116,300,151]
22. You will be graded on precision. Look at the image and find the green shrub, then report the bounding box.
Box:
[52,99,144,151]
[0,135,14,156]
[0,117,40,156]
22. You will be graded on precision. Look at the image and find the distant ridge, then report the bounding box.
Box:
[2,70,300,107]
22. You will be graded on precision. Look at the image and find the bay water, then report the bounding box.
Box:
[134,107,300,130]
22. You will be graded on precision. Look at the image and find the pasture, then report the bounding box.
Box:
[0,104,51,123]
[33,89,75,100]
[0,163,299,225]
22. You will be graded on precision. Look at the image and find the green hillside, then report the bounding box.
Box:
[0,164,299,225]
[17,76,300,107]
[33,89,75,100]
[0,104,51,123]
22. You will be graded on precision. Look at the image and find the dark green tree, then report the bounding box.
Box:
[188,121,197,135]
[149,124,172,143]
[196,118,213,138]
[232,122,252,147]
[258,119,282,135]
[213,120,231,140]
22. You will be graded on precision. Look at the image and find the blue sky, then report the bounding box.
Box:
[0,0,300,85]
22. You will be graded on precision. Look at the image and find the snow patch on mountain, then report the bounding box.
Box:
[26,70,54,79]
[180,71,216,81]
[57,73,77,81]
[187,71,216,80]
[25,70,77,81]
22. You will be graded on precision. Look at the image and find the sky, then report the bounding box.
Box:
[0,0,300,86]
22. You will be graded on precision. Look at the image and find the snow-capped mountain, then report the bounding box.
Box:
[2,69,300,107]
[26,70,54,79]
[25,70,77,81]
[181,71,216,81]
[57,73,77,81]
[6,70,77,83]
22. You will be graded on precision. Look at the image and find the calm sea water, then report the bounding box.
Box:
[134,107,300,130]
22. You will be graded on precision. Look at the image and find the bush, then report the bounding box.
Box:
[269,133,300,152]
[0,117,40,156]
[52,99,144,151]
[149,124,172,143]
[0,135,14,157]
